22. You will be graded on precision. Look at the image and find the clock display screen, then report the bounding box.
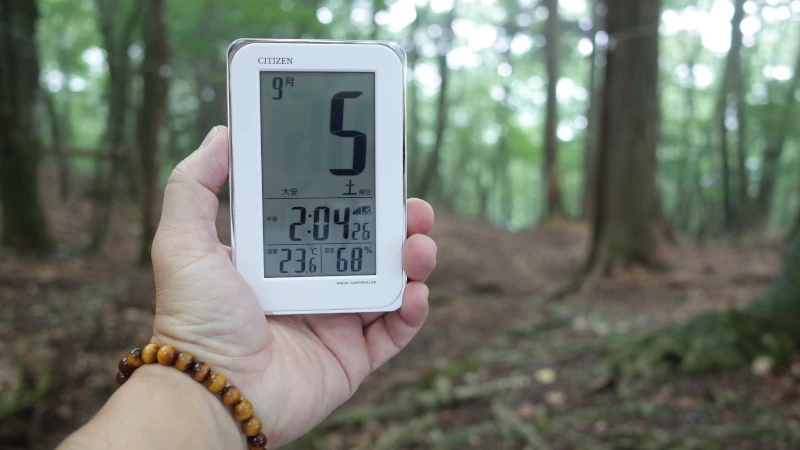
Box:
[260,72,376,277]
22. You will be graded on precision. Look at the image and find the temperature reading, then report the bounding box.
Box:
[261,71,376,277]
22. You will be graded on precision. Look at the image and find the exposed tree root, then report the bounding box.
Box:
[609,238,800,386]
[371,413,438,450]
[491,400,551,450]
[429,422,496,449]
[318,375,532,432]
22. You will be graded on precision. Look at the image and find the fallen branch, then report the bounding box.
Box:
[429,421,496,449]
[490,400,551,450]
[370,413,438,450]
[320,375,532,431]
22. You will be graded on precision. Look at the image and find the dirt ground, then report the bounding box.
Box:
[1,178,798,449]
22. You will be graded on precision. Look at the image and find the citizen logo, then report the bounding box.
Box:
[258,57,293,65]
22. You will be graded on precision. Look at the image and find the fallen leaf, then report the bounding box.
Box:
[545,391,566,407]
[535,368,557,385]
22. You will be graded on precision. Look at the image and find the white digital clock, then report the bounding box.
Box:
[226,39,407,314]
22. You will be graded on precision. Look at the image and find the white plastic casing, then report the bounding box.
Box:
[227,39,407,314]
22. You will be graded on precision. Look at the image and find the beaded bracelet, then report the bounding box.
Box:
[116,344,267,450]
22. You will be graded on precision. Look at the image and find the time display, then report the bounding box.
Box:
[260,72,376,277]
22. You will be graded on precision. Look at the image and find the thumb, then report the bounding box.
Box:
[153,126,229,258]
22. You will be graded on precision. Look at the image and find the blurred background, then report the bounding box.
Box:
[1,0,800,448]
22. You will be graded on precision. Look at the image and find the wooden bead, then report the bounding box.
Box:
[125,348,144,368]
[221,386,242,406]
[233,399,254,421]
[175,352,194,372]
[247,433,267,449]
[190,361,210,382]
[115,372,128,387]
[204,372,227,393]
[156,345,178,365]
[118,357,134,376]
[242,417,262,437]
[141,344,160,364]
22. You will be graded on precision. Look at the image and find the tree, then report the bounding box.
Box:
[414,3,456,200]
[87,0,139,253]
[752,24,800,220]
[542,0,565,219]
[136,0,170,263]
[0,0,54,253]
[581,0,605,221]
[614,203,800,383]
[585,0,663,276]
[714,0,745,230]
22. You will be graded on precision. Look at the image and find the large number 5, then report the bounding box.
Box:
[329,91,366,176]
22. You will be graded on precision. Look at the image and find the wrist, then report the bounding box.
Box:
[59,363,244,450]
[132,364,245,449]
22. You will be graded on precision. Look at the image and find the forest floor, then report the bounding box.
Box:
[1,179,799,449]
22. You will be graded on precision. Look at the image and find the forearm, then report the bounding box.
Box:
[58,364,244,450]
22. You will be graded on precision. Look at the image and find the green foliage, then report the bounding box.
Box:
[0,362,52,420]
[32,0,800,232]
[610,234,800,385]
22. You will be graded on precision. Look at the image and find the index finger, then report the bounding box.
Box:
[407,198,434,237]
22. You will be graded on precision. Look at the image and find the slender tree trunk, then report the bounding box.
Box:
[674,45,699,232]
[585,0,663,276]
[734,60,748,207]
[137,0,170,264]
[754,25,800,219]
[442,133,471,210]
[369,0,384,40]
[581,0,605,221]
[715,0,745,230]
[0,0,54,253]
[542,0,565,219]
[87,0,138,254]
[415,4,456,199]
[42,91,70,202]
[406,12,423,186]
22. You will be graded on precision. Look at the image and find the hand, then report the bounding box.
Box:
[150,126,436,447]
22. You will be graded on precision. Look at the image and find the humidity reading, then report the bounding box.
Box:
[260,72,376,277]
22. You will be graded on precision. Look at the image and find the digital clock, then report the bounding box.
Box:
[227,39,407,314]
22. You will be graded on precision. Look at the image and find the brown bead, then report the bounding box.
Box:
[118,357,134,376]
[221,386,242,406]
[233,399,254,421]
[156,345,178,365]
[247,433,267,449]
[125,348,144,368]
[190,361,210,382]
[115,372,128,387]
[175,352,194,372]
[204,372,227,393]
[242,417,262,437]
[141,344,160,364]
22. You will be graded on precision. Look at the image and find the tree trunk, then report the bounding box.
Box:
[753,25,800,219]
[406,12,423,187]
[542,0,565,219]
[734,60,748,207]
[585,0,663,276]
[0,0,54,253]
[414,5,456,200]
[137,0,170,264]
[715,0,745,230]
[673,39,703,232]
[87,0,139,254]
[42,91,70,202]
[581,0,605,221]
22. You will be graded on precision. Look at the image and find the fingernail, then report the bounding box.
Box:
[200,127,219,149]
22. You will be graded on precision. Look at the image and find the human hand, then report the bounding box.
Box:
[150,126,436,447]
